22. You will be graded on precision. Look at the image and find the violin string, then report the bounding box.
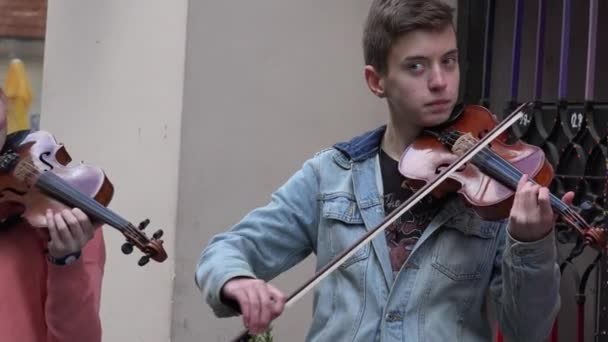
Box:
[440,131,591,231]
[12,158,150,245]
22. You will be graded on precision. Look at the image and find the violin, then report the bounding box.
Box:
[0,91,167,266]
[232,103,606,341]
[400,104,606,250]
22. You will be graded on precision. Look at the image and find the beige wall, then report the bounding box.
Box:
[42,1,188,341]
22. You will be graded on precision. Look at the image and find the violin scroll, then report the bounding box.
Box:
[556,200,607,251]
[121,218,167,266]
[584,227,607,252]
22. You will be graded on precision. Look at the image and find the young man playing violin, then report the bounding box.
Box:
[0,90,105,342]
[196,0,572,341]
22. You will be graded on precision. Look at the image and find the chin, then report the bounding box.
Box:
[420,110,452,127]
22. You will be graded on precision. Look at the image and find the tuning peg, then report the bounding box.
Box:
[121,242,134,255]
[138,255,150,266]
[153,229,164,240]
[138,219,150,231]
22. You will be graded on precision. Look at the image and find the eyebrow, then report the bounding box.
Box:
[403,49,459,62]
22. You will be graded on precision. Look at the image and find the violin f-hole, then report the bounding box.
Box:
[39,152,54,171]
[436,162,466,175]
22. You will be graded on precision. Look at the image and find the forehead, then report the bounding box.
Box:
[389,26,457,60]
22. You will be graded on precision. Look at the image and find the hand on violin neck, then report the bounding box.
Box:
[221,277,286,336]
[507,174,574,242]
[45,208,98,259]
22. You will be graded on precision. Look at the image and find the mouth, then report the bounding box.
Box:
[425,99,451,106]
[424,99,452,112]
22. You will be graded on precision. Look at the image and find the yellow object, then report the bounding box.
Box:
[3,59,32,133]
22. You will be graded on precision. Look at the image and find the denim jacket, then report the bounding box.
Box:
[195,126,560,342]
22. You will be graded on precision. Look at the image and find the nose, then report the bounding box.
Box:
[428,65,447,92]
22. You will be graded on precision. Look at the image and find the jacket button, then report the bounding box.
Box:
[385,311,403,322]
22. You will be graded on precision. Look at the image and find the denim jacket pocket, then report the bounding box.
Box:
[322,192,371,269]
[432,221,499,281]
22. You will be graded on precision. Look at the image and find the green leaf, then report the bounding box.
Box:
[248,331,273,342]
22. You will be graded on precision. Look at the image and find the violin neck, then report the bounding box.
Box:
[548,193,571,214]
[472,148,570,215]
[36,171,131,230]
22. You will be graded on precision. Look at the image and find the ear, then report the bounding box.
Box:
[364,65,385,98]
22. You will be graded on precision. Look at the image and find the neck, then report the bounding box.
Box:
[381,115,421,161]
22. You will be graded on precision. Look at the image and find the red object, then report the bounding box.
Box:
[550,318,559,342]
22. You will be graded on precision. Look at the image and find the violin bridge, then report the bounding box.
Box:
[452,133,477,157]
[10,157,38,186]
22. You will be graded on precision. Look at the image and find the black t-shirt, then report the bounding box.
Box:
[379,149,443,273]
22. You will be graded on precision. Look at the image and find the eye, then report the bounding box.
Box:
[407,63,425,73]
[443,56,458,67]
